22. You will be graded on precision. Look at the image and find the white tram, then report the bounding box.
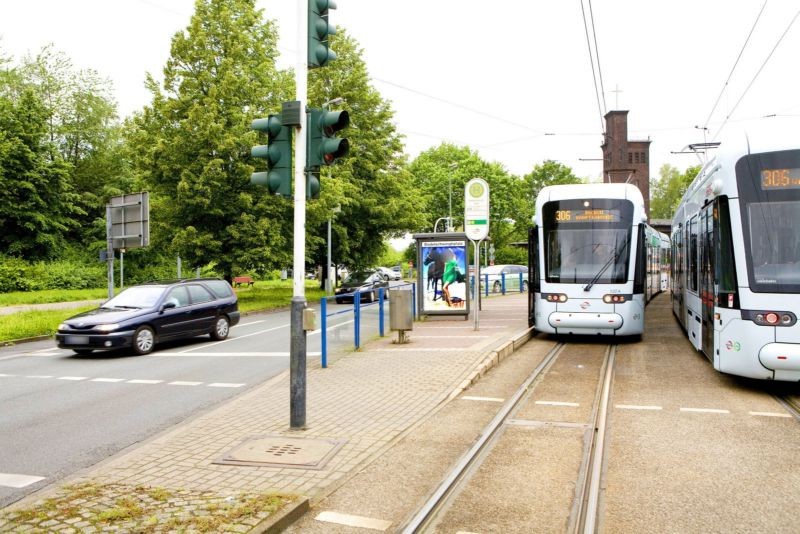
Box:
[528,183,668,336]
[671,120,800,381]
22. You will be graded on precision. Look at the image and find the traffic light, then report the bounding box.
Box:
[308,0,337,68]
[250,115,292,198]
[307,171,320,200]
[307,107,350,169]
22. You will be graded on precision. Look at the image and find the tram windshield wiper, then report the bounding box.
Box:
[583,240,624,292]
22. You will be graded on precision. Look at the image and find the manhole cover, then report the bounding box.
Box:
[214,435,346,470]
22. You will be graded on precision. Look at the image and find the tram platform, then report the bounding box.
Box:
[0,293,534,532]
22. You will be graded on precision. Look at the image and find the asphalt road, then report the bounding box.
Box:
[0,298,388,507]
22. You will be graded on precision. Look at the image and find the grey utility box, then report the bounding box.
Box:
[389,289,413,332]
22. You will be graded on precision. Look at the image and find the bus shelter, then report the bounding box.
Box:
[413,233,470,318]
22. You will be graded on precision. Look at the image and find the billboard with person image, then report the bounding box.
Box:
[414,233,470,317]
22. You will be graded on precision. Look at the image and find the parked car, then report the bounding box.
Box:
[335,270,390,304]
[376,266,402,281]
[55,279,240,356]
[480,264,529,293]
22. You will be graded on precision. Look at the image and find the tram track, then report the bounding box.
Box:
[401,340,617,534]
[774,394,800,422]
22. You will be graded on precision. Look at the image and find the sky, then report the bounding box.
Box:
[2,0,799,184]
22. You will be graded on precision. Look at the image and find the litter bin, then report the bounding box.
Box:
[389,289,413,342]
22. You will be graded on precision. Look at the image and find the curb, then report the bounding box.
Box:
[252,496,310,533]
[447,326,534,401]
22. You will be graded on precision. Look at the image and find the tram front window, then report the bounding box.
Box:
[747,201,800,290]
[736,149,800,293]
[542,199,633,284]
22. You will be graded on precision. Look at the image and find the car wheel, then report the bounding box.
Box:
[73,349,93,355]
[132,325,155,355]
[211,315,230,341]
[522,280,529,292]
[335,298,343,304]
[493,281,501,293]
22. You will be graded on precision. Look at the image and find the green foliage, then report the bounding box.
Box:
[650,164,701,219]
[0,256,104,292]
[126,0,293,279]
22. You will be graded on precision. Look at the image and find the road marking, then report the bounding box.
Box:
[168,381,203,386]
[749,411,792,418]
[0,473,45,488]
[0,373,15,377]
[536,400,580,407]
[680,407,730,414]
[180,323,291,352]
[127,379,163,384]
[57,376,88,381]
[616,404,663,410]
[25,375,54,379]
[315,511,392,531]
[208,383,245,388]
[462,395,505,403]
[154,352,320,357]
[90,378,126,383]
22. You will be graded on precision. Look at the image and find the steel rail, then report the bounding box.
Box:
[573,344,616,534]
[400,342,566,534]
[774,395,800,422]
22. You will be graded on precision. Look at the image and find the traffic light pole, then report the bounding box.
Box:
[290,0,309,430]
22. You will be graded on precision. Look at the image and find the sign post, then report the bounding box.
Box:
[464,178,490,331]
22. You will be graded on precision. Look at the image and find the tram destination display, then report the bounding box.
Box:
[760,168,800,190]
[553,208,621,223]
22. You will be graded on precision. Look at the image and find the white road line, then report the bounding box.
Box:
[57,376,88,381]
[0,473,45,488]
[25,375,53,379]
[90,378,126,383]
[680,407,730,414]
[315,511,392,531]
[208,383,245,388]
[0,373,15,377]
[127,379,163,384]
[155,352,301,357]
[616,404,663,410]
[536,400,580,407]
[168,381,203,386]
[462,395,505,403]
[749,411,792,418]
[178,323,291,352]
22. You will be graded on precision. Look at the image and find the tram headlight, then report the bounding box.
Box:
[782,314,793,325]
[603,294,627,303]
[545,293,568,303]
[751,311,796,327]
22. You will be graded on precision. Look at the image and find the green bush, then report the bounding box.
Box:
[0,257,105,292]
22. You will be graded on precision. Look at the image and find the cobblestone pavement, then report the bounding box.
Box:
[1,293,531,532]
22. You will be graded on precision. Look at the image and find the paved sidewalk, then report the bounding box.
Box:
[0,293,532,532]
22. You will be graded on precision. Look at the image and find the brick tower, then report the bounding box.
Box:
[601,110,651,216]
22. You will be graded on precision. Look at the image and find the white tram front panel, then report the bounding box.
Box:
[671,119,800,381]
[534,184,646,336]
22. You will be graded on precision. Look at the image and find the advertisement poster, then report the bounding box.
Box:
[417,236,469,316]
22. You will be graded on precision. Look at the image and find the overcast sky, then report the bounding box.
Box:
[2,0,799,182]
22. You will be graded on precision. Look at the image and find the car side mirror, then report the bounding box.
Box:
[161,301,177,312]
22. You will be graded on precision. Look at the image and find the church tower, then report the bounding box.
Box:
[601,110,651,216]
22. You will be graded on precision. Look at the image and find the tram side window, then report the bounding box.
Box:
[716,197,738,293]
[689,215,698,292]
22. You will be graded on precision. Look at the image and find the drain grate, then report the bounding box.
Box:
[214,435,346,470]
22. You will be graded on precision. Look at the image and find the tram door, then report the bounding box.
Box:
[527,226,538,327]
[700,204,715,358]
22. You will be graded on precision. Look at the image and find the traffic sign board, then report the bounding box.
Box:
[464,178,489,241]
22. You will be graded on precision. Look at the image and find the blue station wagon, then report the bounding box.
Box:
[55,279,240,355]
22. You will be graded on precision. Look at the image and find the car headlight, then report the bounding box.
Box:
[57,323,68,331]
[95,323,120,332]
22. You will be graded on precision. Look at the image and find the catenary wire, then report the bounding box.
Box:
[580,0,606,134]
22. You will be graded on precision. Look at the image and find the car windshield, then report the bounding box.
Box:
[344,272,373,285]
[104,286,167,309]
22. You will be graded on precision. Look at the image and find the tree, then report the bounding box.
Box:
[126,0,293,279]
[650,164,700,219]
[306,30,425,271]
[0,83,81,259]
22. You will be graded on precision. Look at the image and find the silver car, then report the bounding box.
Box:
[480,264,529,293]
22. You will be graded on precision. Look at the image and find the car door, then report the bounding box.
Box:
[155,286,192,340]
[186,284,217,334]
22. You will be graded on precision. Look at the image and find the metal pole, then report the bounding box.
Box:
[177,255,182,279]
[120,250,124,290]
[326,218,332,295]
[448,175,452,232]
[290,0,309,429]
[106,205,114,300]
[474,240,480,331]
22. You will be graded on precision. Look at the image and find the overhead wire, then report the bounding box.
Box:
[580,0,606,134]
[702,0,768,131]
[712,5,800,140]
